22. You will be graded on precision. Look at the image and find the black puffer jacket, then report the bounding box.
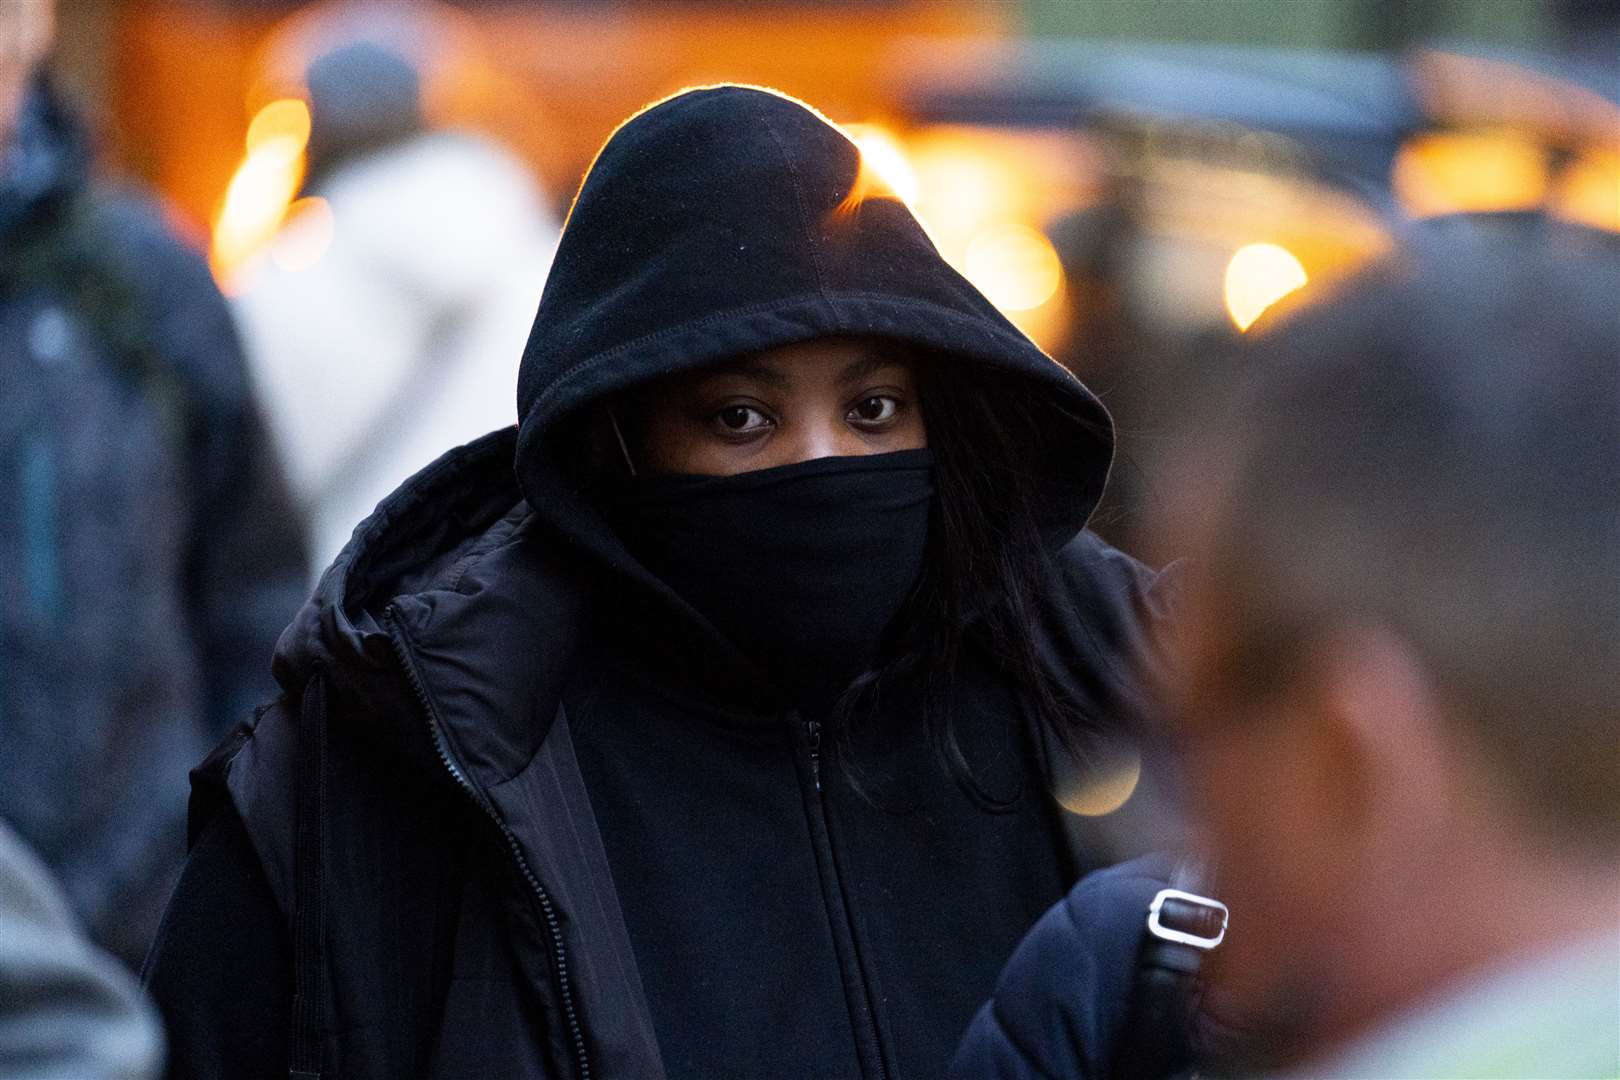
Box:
[145,86,1175,1080]
[0,74,307,969]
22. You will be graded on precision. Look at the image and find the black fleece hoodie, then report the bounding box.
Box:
[144,86,1174,1080]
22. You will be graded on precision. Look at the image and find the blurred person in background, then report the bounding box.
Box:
[231,7,560,576]
[0,0,308,969]
[955,219,1619,1079]
[0,818,163,1079]
[146,85,1179,1080]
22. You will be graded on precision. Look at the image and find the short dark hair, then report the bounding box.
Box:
[1195,217,1619,850]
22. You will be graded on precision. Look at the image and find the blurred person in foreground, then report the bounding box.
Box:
[0,818,162,1079]
[145,85,1177,1080]
[0,0,308,968]
[955,219,1620,1078]
[232,15,559,576]
[1177,219,1620,1077]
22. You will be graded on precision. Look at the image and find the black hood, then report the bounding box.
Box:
[278,85,1114,704]
[515,85,1110,510]
[513,86,1112,668]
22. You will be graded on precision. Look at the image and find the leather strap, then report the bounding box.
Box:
[1112,886,1228,1078]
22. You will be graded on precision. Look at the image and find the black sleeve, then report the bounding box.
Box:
[143,803,290,1080]
[1041,530,1184,741]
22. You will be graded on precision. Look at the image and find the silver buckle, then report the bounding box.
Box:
[1147,887,1229,950]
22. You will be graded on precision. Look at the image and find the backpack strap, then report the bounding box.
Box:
[1111,885,1229,1079]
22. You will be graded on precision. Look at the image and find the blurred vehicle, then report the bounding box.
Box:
[884,35,1618,553]
[892,41,1411,551]
[866,31,1617,860]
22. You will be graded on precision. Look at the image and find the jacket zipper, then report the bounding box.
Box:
[804,716,822,791]
[385,607,591,1080]
[792,710,889,1080]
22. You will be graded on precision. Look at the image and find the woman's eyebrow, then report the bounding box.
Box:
[838,355,905,384]
[700,361,789,388]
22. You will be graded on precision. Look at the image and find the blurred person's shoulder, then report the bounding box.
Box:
[1281,933,1620,1080]
[82,184,254,399]
[86,184,212,282]
[0,820,165,1079]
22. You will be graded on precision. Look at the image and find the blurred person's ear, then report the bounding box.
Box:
[1301,628,1470,878]
[1183,621,1474,1068]
[0,0,53,138]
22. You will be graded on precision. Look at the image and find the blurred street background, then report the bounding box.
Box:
[50,0,1620,562]
[0,10,1614,1066]
[17,0,1612,891]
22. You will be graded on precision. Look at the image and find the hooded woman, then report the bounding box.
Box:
[145,86,1176,1080]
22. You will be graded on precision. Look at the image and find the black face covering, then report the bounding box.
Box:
[608,449,934,710]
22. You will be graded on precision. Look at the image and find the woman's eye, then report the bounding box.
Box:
[848,396,900,425]
[713,404,772,434]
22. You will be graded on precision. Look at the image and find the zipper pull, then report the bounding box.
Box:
[804,717,822,792]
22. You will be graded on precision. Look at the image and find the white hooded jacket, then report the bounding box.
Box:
[233,130,559,576]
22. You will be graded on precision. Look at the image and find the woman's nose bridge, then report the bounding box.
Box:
[789,417,866,462]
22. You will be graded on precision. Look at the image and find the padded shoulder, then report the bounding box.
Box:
[949,854,1177,1080]
[1038,532,1185,736]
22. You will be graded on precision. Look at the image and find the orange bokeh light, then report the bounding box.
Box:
[1224,243,1308,331]
[1393,131,1549,219]
[211,98,311,287]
